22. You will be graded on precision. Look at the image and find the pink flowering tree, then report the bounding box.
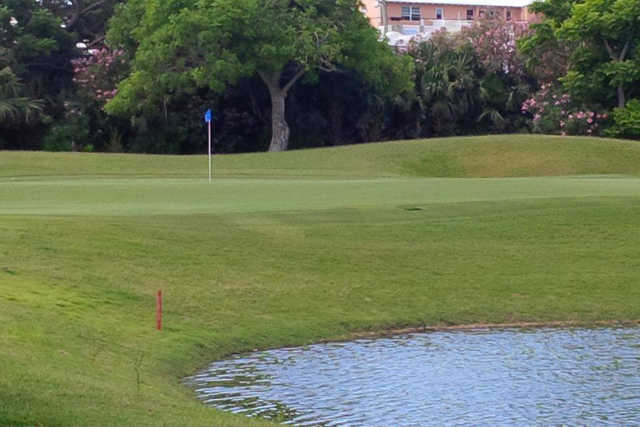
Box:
[65,47,130,151]
[521,84,608,135]
[72,47,128,105]
[456,16,533,132]
[458,16,528,78]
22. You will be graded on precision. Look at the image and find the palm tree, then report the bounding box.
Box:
[0,67,43,125]
[412,39,478,135]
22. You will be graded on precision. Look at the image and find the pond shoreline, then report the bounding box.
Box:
[311,319,640,346]
[224,319,640,356]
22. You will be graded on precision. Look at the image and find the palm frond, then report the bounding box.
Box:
[0,67,44,125]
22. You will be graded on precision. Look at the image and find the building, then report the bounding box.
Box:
[361,0,383,26]
[364,0,536,46]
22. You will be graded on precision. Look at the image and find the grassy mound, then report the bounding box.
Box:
[2,134,640,179]
[1,135,639,426]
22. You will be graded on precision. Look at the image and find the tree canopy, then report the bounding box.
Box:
[559,0,640,108]
[520,0,640,108]
[0,66,43,124]
[106,0,413,151]
[4,0,640,151]
[0,0,76,147]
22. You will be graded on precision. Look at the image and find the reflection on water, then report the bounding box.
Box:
[187,328,640,426]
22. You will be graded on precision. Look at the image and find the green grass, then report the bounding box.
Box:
[3,134,640,179]
[1,135,640,426]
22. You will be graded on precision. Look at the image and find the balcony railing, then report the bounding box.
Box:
[381,19,474,35]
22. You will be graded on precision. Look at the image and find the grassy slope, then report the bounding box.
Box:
[3,134,640,179]
[1,135,640,426]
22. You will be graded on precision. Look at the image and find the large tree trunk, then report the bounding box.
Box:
[604,39,630,109]
[259,68,305,152]
[267,85,289,152]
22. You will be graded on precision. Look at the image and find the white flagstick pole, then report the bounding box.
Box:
[208,119,212,182]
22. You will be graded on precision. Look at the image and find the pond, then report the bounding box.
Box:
[187,327,640,426]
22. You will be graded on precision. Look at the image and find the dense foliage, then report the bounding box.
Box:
[0,0,75,149]
[519,0,640,136]
[2,0,639,153]
[104,0,413,151]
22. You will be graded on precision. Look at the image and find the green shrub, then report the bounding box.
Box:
[605,99,640,139]
[43,118,89,152]
[43,126,73,151]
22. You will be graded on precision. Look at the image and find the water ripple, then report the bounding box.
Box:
[187,328,640,426]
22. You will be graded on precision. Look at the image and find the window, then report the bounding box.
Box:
[436,8,443,19]
[466,8,474,20]
[506,9,512,20]
[401,6,421,21]
[411,6,421,20]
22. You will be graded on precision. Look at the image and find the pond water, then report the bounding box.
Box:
[187,328,640,426]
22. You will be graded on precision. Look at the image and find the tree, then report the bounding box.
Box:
[517,0,576,83]
[521,0,640,110]
[559,0,640,108]
[458,17,532,132]
[105,0,412,152]
[406,18,533,137]
[409,32,478,136]
[0,1,76,147]
[0,1,76,87]
[38,0,123,47]
[0,67,43,124]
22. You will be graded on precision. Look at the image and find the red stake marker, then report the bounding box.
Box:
[156,290,162,331]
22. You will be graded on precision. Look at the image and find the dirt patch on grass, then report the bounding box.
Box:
[327,319,640,343]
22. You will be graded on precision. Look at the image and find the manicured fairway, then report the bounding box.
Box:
[1,135,640,426]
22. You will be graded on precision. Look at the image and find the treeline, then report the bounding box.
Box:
[1,0,639,154]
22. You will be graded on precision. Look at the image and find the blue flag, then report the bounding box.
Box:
[204,109,212,123]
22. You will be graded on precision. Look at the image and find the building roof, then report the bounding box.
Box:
[389,0,536,7]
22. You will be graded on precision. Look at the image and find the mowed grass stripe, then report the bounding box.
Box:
[2,176,640,216]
